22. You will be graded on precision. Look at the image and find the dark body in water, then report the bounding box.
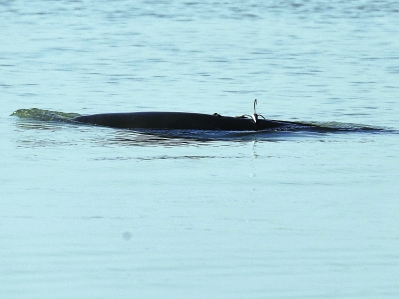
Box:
[72,112,308,131]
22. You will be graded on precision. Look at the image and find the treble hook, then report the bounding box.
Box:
[236,99,266,123]
[250,99,265,123]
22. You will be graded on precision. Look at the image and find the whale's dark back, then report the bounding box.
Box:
[72,112,299,131]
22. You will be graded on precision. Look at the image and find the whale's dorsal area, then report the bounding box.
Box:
[72,111,302,131]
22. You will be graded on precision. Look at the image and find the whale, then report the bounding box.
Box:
[71,100,318,131]
[71,111,310,131]
[11,102,388,133]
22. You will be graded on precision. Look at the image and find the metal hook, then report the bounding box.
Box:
[236,99,265,123]
[251,99,265,123]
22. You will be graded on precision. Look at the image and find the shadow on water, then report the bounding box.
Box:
[11,108,396,147]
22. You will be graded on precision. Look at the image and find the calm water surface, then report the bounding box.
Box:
[1,1,399,298]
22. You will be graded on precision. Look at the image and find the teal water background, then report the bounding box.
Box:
[1,1,399,298]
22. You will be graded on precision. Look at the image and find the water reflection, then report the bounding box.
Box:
[91,154,249,161]
[104,129,295,147]
[14,120,65,131]
[12,116,396,150]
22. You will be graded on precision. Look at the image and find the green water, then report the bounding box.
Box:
[11,108,81,121]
